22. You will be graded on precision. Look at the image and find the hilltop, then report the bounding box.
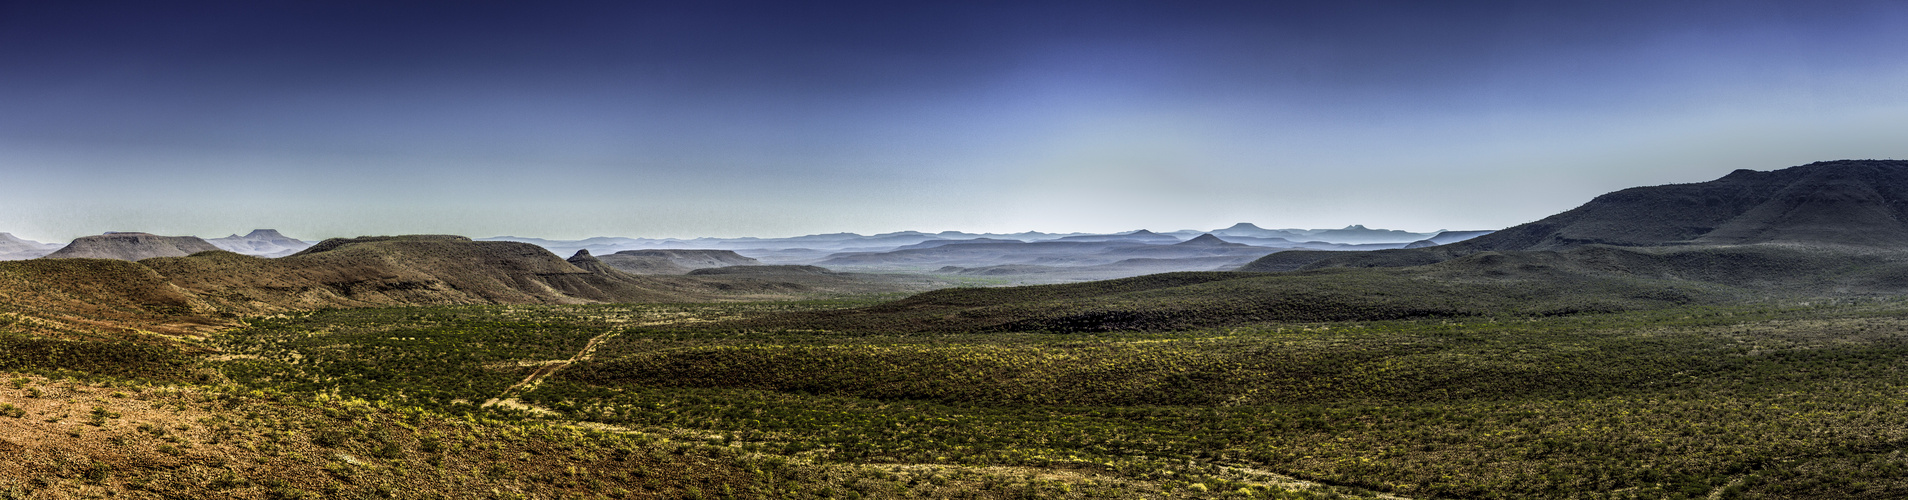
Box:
[40,233,222,261]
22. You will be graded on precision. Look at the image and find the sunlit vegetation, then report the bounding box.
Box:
[0,374,764,499]
[175,298,1908,498]
[712,268,1741,334]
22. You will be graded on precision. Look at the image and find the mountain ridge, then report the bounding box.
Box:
[1240,160,1908,272]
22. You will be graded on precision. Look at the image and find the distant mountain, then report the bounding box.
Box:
[206,229,312,257]
[1174,233,1249,247]
[1055,229,1182,243]
[596,249,761,275]
[1402,230,1496,249]
[41,233,222,261]
[1306,225,1437,244]
[1209,223,1309,240]
[816,241,1149,269]
[0,233,63,260]
[687,265,837,276]
[891,238,1026,251]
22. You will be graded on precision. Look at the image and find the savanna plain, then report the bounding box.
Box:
[10,291,1908,499]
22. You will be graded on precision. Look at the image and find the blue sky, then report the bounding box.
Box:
[3,1,1907,241]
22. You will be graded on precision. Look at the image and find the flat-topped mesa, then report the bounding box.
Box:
[292,235,472,256]
[41,233,223,261]
[597,249,762,275]
[207,229,313,258]
[565,249,633,277]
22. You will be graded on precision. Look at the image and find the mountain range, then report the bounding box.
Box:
[0,233,62,260]
[0,235,953,339]
[479,224,1472,261]
[689,160,1908,334]
[477,225,1488,283]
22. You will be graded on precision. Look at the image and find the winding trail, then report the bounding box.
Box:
[482,329,619,409]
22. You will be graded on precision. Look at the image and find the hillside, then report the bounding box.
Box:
[0,236,957,341]
[1239,159,1908,272]
[40,233,222,261]
[143,236,702,316]
[1465,159,1908,251]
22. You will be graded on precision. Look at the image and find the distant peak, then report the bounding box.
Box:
[1222,222,1263,230]
[1176,233,1233,246]
[1128,229,1157,235]
[244,229,288,238]
[1343,225,1368,230]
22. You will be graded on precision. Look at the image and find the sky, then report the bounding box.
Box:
[3,0,1908,242]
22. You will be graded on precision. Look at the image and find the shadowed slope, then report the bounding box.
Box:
[1240,160,1908,272]
[1461,159,1908,251]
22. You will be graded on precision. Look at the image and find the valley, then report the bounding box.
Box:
[7,160,1908,498]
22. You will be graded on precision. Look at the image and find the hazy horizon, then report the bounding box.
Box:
[4,222,1471,246]
[6,1,1907,242]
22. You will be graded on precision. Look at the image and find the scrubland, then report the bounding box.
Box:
[8,295,1905,498]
